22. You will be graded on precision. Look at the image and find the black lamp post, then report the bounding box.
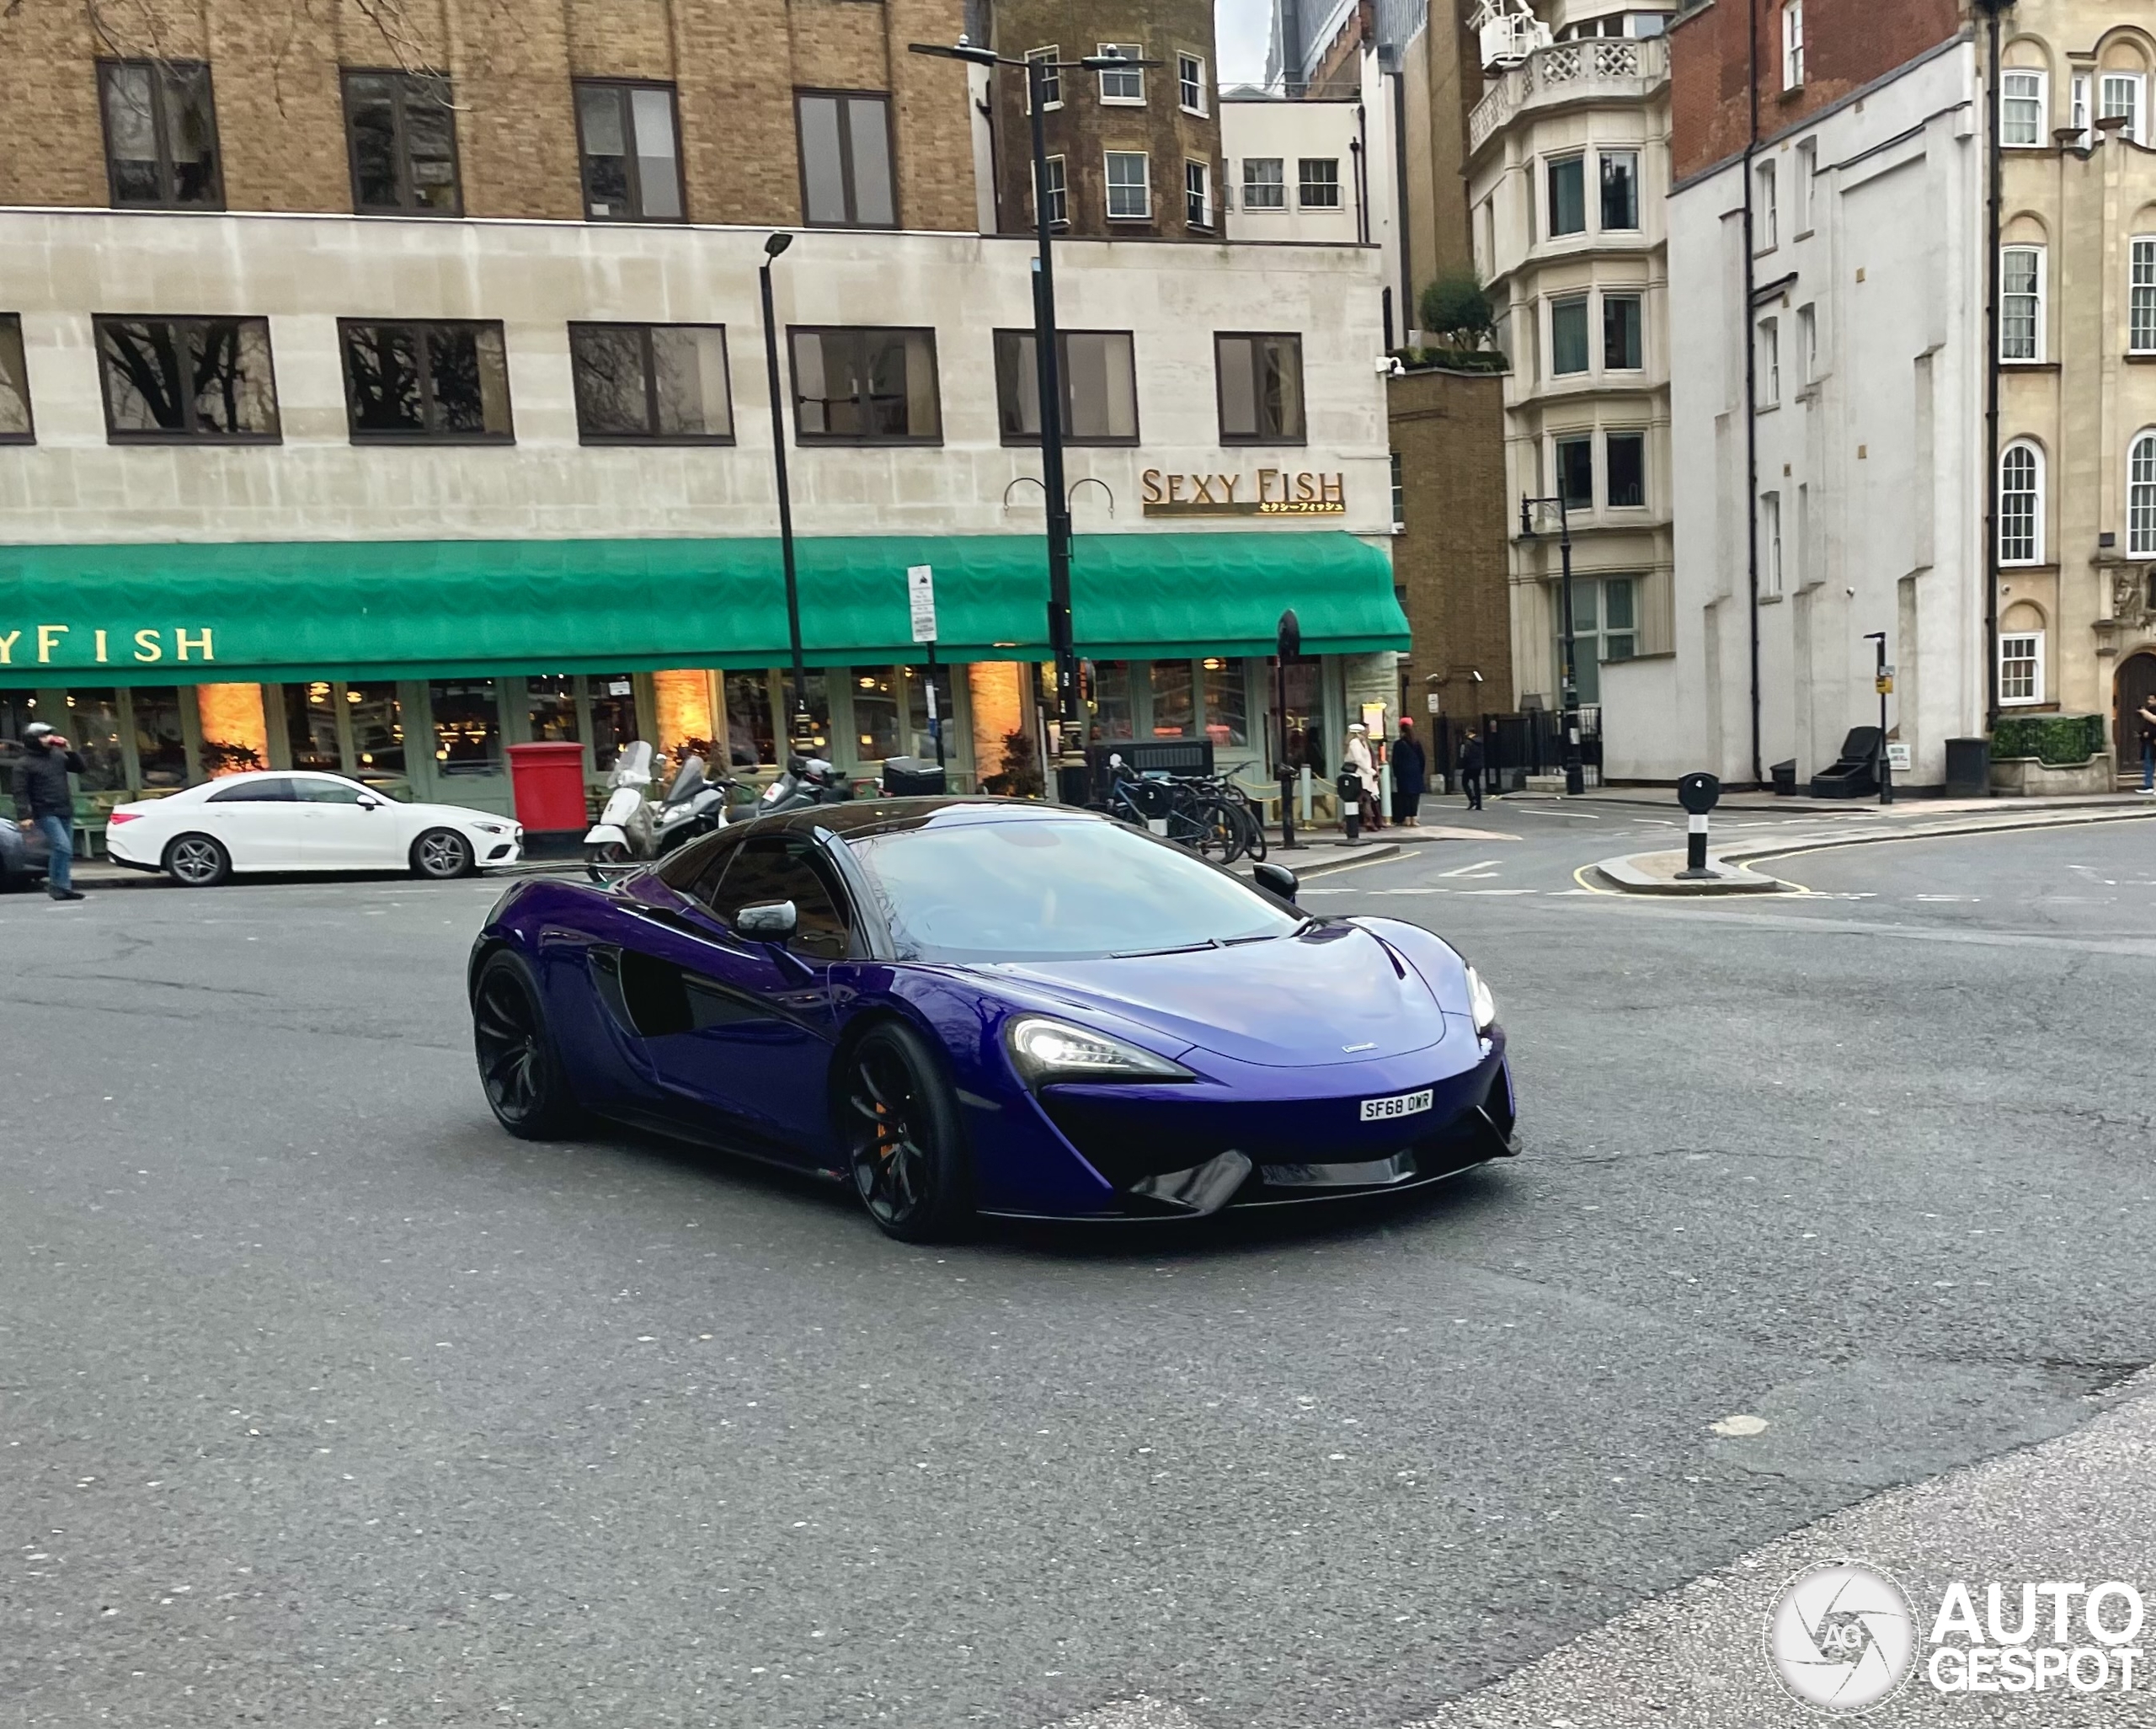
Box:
[910,38,1155,803]
[759,230,817,757]
[1518,493,1584,796]
[1274,608,1302,849]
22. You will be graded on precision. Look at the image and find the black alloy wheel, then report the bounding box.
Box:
[841,1022,970,1242]
[414,827,474,880]
[472,951,579,1139]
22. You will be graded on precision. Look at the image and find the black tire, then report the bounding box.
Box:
[1192,798,1241,863]
[163,832,231,888]
[839,1021,972,1243]
[412,827,474,880]
[584,839,632,867]
[1236,801,1269,863]
[471,950,582,1139]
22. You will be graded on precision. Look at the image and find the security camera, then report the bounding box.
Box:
[1844,586,1856,597]
[1378,355,1406,376]
[1470,669,1486,684]
[1424,674,1444,686]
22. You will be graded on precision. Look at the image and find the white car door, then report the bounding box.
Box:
[193,776,310,870]
[290,775,407,868]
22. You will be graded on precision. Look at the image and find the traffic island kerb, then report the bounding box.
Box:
[1591,850,1794,895]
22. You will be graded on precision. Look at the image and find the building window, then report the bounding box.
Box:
[1999,440,2042,563]
[1568,577,1636,703]
[1105,151,1150,219]
[2101,72,2144,144]
[94,316,280,442]
[2071,72,2092,143]
[1214,332,1305,444]
[342,71,460,215]
[1598,149,1639,230]
[1556,435,1593,510]
[1243,157,1285,209]
[574,82,683,221]
[2130,432,2156,556]
[1798,303,1817,382]
[98,60,221,209]
[1026,45,1062,110]
[1298,157,1341,209]
[0,315,30,443]
[2000,69,2047,147]
[993,329,1139,444]
[1999,632,2043,706]
[1098,44,1145,104]
[1036,154,1068,226]
[1606,430,1645,507]
[796,92,895,227]
[339,319,511,441]
[1178,53,1207,115]
[1603,292,1642,370]
[2002,245,2044,360]
[2132,238,2156,353]
[789,327,941,443]
[568,323,731,443]
[1390,450,1405,525]
[1547,154,1586,236]
[1795,137,1817,230]
[1781,0,1804,90]
[1756,159,1778,249]
[1762,491,1784,595]
[1550,296,1589,375]
[1186,158,1213,228]
[1758,318,1780,406]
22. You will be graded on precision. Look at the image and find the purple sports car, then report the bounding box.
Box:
[469,798,1517,1241]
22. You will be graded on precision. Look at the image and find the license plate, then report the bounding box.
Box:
[1359,1087,1433,1122]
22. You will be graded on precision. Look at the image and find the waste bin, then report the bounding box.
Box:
[1336,766,1364,840]
[880,755,947,797]
[506,741,590,856]
[1769,759,1797,797]
[1945,737,1991,799]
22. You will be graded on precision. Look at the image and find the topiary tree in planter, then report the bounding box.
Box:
[1418,269,1497,354]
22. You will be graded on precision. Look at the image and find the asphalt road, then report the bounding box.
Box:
[6,809,2156,1729]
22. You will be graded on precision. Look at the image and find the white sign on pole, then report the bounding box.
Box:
[1426,692,1443,715]
[1886,742,1911,772]
[908,563,938,644]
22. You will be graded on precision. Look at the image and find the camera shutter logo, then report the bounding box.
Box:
[1765,1561,1917,1713]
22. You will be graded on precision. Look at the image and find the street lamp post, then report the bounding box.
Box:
[1518,493,1584,796]
[910,38,1155,804]
[759,231,817,757]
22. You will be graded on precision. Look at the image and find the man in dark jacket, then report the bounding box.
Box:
[1392,718,1427,827]
[12,723,88,900]
[1457,729,1486,811]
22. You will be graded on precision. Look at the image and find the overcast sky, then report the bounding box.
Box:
[1216,0,1271,86]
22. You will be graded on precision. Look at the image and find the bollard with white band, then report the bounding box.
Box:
[1675,771,1721,879]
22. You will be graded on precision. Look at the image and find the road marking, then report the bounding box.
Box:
[1438,859,1504,878]
[1455,888,1537,895]
[1912,894,1980,902]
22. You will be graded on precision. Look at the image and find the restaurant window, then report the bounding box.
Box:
[1090,662,1136,742]
[569,323,732,442]
[131,686,189,787]
[63,690,128,792]
[0,315,32,442]
[852,667,903,760]
[430,680,501,776]
[1202,659,1248,749]
[99,60,221,209]
[1556,434,1593,510]
[285,684,342,772]
[1098,44,1145,103]
[95,316,280,442]
[724,670,775,767]
[1550,296,1589,376]
[902,664,954,760]
[994,329,1139,445]
[1242,157,1285,210]
[788,327,941,443]
[346,682,406,779]
[1215,332,1305,444]
[1598,149,1638,231]
[1603,292,1642,370]
[1547,155,1586,237]
[1298,157,1340,209]
[589,674,639,770]
[343,71,460,215]
[575,81,684,221]
[1606,430,1646,508]
[526,675,579,744]
[1149,660,1195,738]
[339,319,513,441]
[796,92,896,227]
[1105,151,1150,219]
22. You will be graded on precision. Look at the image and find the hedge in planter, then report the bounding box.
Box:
[1991,713,2105,766]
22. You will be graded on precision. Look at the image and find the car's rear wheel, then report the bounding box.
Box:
[841,1022,971,1242]
[164,833,231,888]
[472,950,580,1139]
[413,827,474,880]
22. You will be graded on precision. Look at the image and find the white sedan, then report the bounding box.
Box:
[105,771,524,887]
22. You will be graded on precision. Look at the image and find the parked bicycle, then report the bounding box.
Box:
[1101,758,1267,864]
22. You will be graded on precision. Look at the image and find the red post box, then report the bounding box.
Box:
[506,741,590,845]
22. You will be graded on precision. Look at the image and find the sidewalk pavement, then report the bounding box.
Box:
[1517,787,2156,817]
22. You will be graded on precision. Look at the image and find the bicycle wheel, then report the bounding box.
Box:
[1235,799,1268,862]
[1198,798,1242,863]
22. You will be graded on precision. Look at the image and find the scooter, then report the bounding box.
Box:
[585,740,656,866]
[750,755,852,819]
[649,754,734,854]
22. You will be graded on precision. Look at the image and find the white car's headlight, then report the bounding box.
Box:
[1006,1015,1195,1086]
[473,822,508,835]
[1466,967,1497,1034]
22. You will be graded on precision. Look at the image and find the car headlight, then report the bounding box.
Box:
[1466,966,1497,1034]
[473,822,508,835]
[1005,1015,1196,1086]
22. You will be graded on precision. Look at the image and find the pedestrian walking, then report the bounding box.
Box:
[12,723,88,901]
[1392,718,1427,827]
[2138,694,2156,793]
[1345,723,1382,831]
[1458,728,1486,811]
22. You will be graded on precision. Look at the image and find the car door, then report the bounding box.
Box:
[607,829,851,1160]
[289,774,406,868]
[193,776,307,869]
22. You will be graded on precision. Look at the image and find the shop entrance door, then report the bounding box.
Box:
[2116,652,2156,787]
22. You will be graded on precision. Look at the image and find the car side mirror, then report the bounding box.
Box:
[734,899,798,942]
[1251,861,1299,903]
[357,796,380,810]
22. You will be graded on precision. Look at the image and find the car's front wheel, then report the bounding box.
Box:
[413,827,474,880]
[841,1022,972,1242]
[164,833,231,888]
[472,950,580,1139]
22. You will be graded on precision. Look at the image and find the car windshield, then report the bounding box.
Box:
[846,818,1301,963]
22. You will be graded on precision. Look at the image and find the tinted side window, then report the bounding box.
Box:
[656,826,741,898]
[293,777,369,803]
[206,776,294,803]
[706,833,851,959]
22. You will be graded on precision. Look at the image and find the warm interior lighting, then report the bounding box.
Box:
[195,684,270,774]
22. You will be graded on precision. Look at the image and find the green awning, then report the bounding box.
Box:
[0,531,1405,687]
